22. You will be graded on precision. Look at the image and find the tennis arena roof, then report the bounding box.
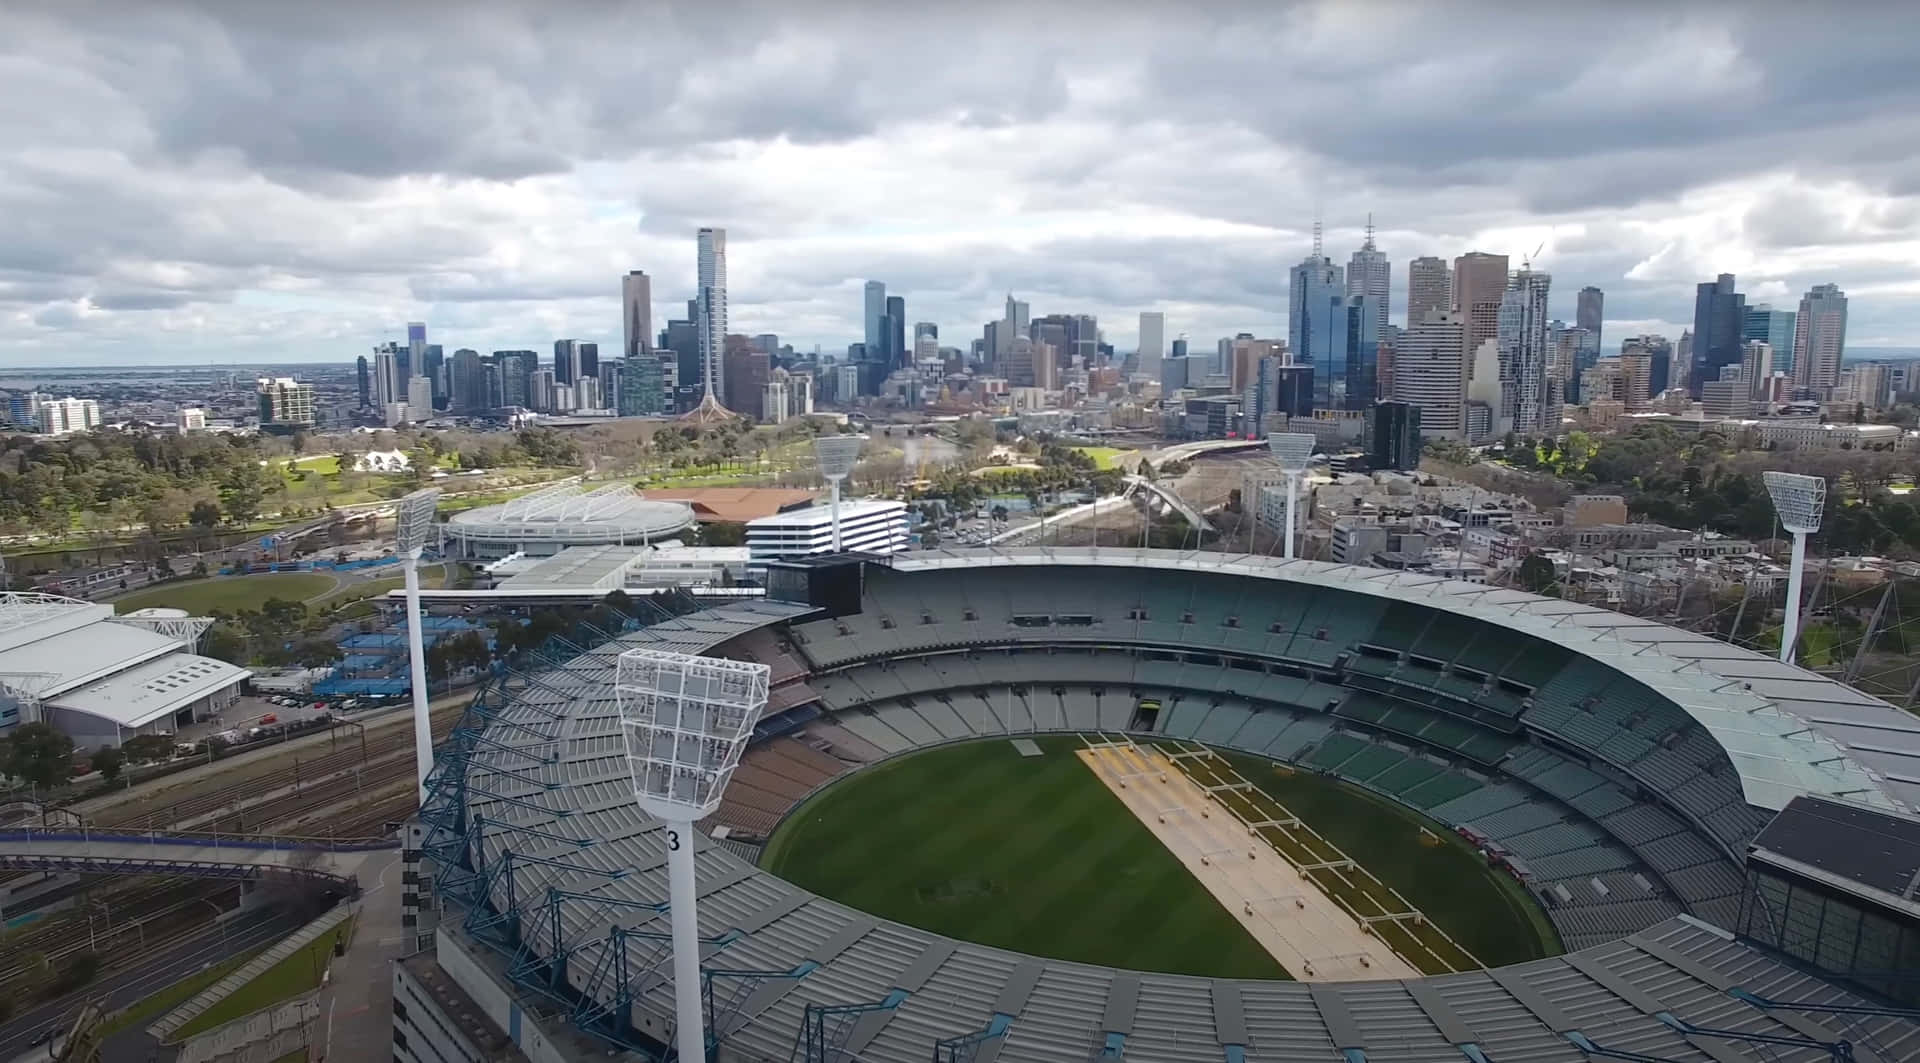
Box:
[446,483,695,546]
[48,652,249,728]
[891,548,1920,813]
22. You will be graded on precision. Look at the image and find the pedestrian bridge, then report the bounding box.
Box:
[0,827,396,887]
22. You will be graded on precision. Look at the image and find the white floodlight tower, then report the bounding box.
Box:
[1268,433,1316,560]
[813,435,865,552]
[1763,471,1827,666]
[395,487,443,802]
[616,648,770,1063]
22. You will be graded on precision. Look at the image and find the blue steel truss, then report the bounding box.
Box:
[933,1013,1013,1063]
[791,993,907,1063]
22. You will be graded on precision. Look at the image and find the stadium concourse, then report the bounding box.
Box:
[405,549,1920,1063]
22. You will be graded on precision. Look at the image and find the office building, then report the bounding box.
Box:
[1643,336,1673,398]
[1793,284,1849,392]
[1274,364,1314,418]
[622,270,652,359]
[1393,310,1468,438]
[1289,240,1349,409]
[1619,342,1653,411]
[1701,366,1749,418]
[256,378,316,429]
[1159,353,1194,397]
[1499,269,1553,435]
[886,295,907,367]
[407,377,433,420]
[697,227,729,406]
[724,347,771,421]
[1346,219,1390,341]
[407,322,426,382]
[422,344,445,409]
[913,322,937,341]
[450,349,486,413]
[553,339,580,386]
[579,342,599,383]
[864,281,887,353]
[1744,305,1797,379]
[1576,286,1605,354]
[35,397,102,437]
[177,407,207,432]
[746,499,909,560]
[1452,252,1509,374]
[1688,274,1747,399]
[1137,312,1165,377]
[1406,256,1451,326]
[1345,295,1381,408]
[1230,337,1279,394]
[1742,341,1775,404]
[530,369,555,413]
[1368,401,1422,472]
[355,355,371,408]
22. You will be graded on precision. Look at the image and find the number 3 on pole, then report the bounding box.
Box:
[667,829,681,851]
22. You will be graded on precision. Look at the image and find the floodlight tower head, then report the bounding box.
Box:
[814,435,866,553]
[395,487,444,557]
[1763,471,1826,534]
[814,434,863,481]
[615,647,770,821]
[1268,433,1316,474]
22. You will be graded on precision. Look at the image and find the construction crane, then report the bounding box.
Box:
[1521,241,1544,271]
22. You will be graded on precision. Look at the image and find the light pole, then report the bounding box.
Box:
[1763,472,1827,666]
[813,435,865,553]
[1267,433,1316,560]
[615,648,769,1063]
[395,487,443,802]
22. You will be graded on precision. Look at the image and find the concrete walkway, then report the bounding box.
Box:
[149,907,353,1042]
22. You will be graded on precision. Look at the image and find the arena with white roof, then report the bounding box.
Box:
[443,483,698,560]
[0,592,245,747]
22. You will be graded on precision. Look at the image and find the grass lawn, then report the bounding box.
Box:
[114,572,337,614]
[97,946,269,1036]
[1071,446,1130,470]
[762,736,1288,979]
[170,921,353,1040]
[1216,753,1561,968]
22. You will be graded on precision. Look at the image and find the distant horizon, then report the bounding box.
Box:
[6,346,1920,375]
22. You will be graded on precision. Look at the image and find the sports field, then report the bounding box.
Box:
[762,735,1560,978]
[761,735,1287,978]
[113,572,336,614]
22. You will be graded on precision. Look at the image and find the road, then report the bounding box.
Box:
[0,906,306,1062]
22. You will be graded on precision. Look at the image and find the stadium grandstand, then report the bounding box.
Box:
[0,593,243,745]
[404,549,1920,1063]
[442,482,698,560]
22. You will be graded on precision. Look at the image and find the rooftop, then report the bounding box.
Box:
[1749,795,1920,916]
[0,614,187,697]
[48,651,248,728]
[746,499,907,531]
[446,483,695,542]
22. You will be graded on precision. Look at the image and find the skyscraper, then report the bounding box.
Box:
[622,270,652,358]
[696,227,729,408]
[1576,287,1604,354]
[1137,312,1165,376]
[1346,218,1390,341]
[913,322,937,340]
[1744,305,1798,379]
[1792,283,1849,392]
[1392,310,1467,437]
[886,295,906,368]
[355,355,371,408]
[1345,295,1381,409]
[406,322,426,382]
[1688,273,1746,400]
[1289,230,1349,409]
[373,346,400,409]
[864,281,887,353]
[1452,252,1509,377]
[1406,257,1451,327]
[553,339,579,386]
[1499,269,1553,434]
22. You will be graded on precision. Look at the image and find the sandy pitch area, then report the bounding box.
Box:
[1077,743,1417,982]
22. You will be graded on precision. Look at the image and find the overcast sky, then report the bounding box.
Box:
[3,1,1918,367]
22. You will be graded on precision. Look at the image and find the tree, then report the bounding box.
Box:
[991,504,1009,523]
[90,745,124,783]
[6,723,75,790]
[1518,554,1557,594]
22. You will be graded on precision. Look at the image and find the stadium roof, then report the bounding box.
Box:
[445,483,695,544]
[1748,795,1920,918]
[0,592,104,653]
[890,548,1920,813]
[0,613,187,697]
[496,546,645,592]
[48,652,249,728]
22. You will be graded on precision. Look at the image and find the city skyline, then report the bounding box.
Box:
[3,4,1919,366]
